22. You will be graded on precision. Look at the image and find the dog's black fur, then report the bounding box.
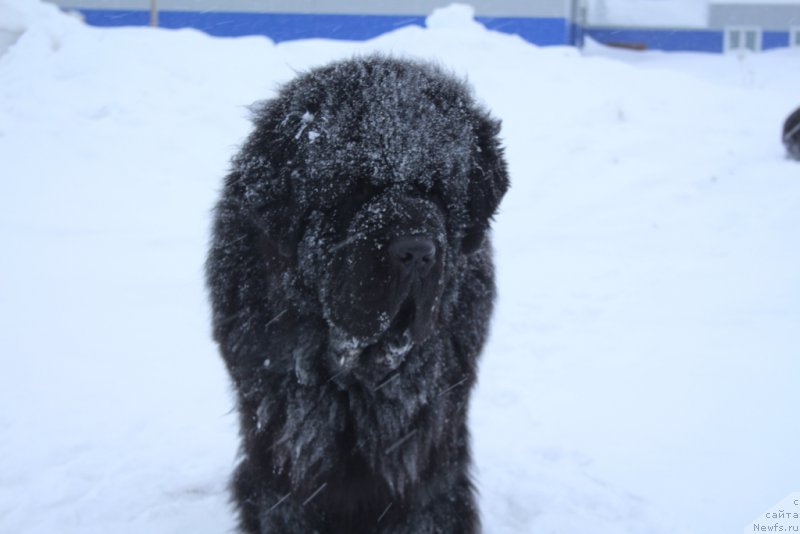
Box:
[206,55,509,533]
[784,106,800,161]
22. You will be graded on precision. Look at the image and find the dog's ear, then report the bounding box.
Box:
[463,113,509,254]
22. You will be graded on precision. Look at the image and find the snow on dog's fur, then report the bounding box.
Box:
[206,55,508,533]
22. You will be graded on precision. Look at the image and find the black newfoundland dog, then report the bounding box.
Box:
[206,55,509,534]
[784,106,800,161]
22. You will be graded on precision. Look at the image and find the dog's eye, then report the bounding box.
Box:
[354,180,374,200]
[413,182,430,196]
[332,180,375,225]
[423,183,447,212]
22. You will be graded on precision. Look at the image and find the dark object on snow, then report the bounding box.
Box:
[784,106,800,161]
[206,55,508,534]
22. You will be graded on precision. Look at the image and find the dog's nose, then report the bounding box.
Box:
[389,237,436,276]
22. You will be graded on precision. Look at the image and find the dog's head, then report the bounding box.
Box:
[215,56,508,383]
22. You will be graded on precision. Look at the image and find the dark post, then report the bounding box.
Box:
[149,0,158,27]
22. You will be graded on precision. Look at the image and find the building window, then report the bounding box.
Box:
[724,26,762,52]
[791,27,800,48]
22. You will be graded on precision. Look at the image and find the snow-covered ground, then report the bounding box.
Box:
[1,2,798,533]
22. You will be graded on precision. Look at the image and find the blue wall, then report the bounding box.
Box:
[69,8,795,52]
[762,31,790,50]
[80,9,150,28]
[586,27,793,53]
[75,8,573,45]
[585,28,724,53]
[478,17,572,47]
[79,9,427,41]
[79,9,571,46]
